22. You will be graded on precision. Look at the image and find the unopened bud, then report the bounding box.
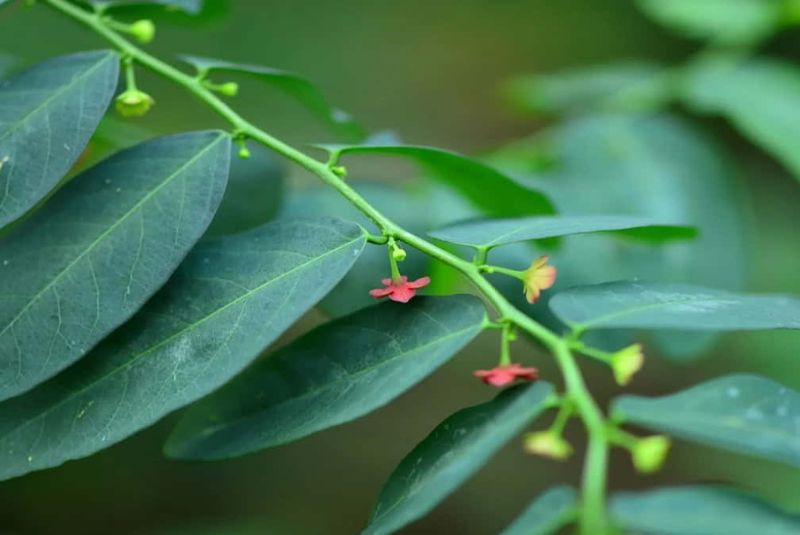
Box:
[524,431,573,461]
[218,82,239,97]
[115,89,155,118]
[331,165,347,178]
[129,19,156,44]
[392,247,407,262]
[611,344,644,386]
[631,435,671,473]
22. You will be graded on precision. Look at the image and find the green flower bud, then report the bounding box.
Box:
[115,89,155,118]
[611,343,644,386]
[218,82,239,97]
[631,435,671,474]
[524,431,573,461]
[392,247,407,262]
[238,143,251,159]
[331,165,348,178]
[129,19,156,44]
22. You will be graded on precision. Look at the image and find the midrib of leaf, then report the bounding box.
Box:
[190,319,481,443]
[0,134,225,342]
[0,234,364,441]
[571,294,728,329]
[0,52,114,145]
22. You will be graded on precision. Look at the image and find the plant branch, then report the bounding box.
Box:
[41,1,612,531]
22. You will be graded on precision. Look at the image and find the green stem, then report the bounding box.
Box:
[40,1,612,532]
[387,238,402,282]
[499,323,512,366]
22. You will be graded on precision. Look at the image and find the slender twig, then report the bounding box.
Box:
[40,1,612,531]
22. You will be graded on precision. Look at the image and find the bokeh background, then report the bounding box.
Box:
[0,1,799,534]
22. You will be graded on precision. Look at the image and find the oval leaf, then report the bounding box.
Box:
[0,131,230,401]
[550,281,800,331]
[365,382,554,535]
[0,50,119,227]
[0,217,365,481]
[319,142,554,217]
[612,374,800,467]
[500,485,578,535]
[181,54,362,140]
[165,295,485,460]
[611,486,800,535]
[429,215,695,249]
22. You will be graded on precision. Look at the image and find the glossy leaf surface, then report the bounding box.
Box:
[165,295,485,460]
[0,50,119,227]
[613,374,800,467]
[0,217,365,480]
[0,131,230,401]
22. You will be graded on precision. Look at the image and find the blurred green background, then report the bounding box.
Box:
[1,1,799,534]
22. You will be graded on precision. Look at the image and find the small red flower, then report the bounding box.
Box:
[369,276,431,303]
[473,363,539,387]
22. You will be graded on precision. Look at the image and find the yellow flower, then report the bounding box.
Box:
[523,255,557,303]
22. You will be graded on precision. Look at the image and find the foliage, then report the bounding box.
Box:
[0,1,798,534]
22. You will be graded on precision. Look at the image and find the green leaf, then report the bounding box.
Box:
[636,0,782,45]
[682,55,800,182]
[0,131,230,402]
[550,281,800,331]
[364,382,554,535]
[504,61,673,116]
[612,374,800,467]
[611,486,800,534]
[500,486,578,535]
[0,217,365,481]
[86,0,203,14]
[487,113,748,359]
[319,142,553,217]
[206,142,284,236]
[180,55,362,140]
[429,215,695,250]
[0,50,119,228]
[165,295,485,460]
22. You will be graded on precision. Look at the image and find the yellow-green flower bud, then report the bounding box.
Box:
[524,431,573,461]
[392,247,407,262]
[631,435,671,473]
[115,89,155,118]
[611,343,644,386]
[129,19,156,44]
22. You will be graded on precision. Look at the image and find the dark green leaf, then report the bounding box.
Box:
[180,55,362,140]
[611,486,800,534]
[636,0,782,45]
[504,61,673,115]
[682,55,800,182]
[165,295,485,460]
[500,486,578,535]
[612,374,800,467]
[206,142,284,236]
[0,50,119,227]
[429,215,695,249]
[365,382,554,535]
[318,143,553,217]
[0,131,230,402]
[86,0,202,14]
[0,217,365,480]
[550,281,800,331]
